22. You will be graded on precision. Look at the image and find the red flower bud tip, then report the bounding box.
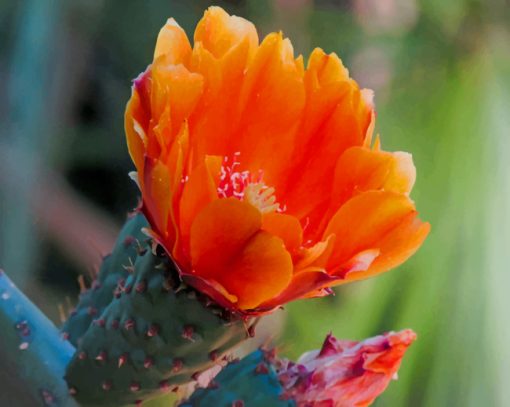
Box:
[279,330,416,407]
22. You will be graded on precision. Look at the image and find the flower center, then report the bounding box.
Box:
[217,153,280,214]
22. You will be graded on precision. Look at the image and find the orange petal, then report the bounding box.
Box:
[261,212,303,254]
[190,198,262,280]
[142,158,172,243]
[179,155,222,251]
[234,32,305,185]
[323,191,424,272]
[258,268,341,310]
[343,213,430,282]
[316,146,416,235]
[150,63,204,136]
[125,88,147,174]
[154,18,192,63]
[188,37,255,160]
[222,230,293,309]
[332,147,415,202]
[194,6,258,60]
[281,49,373,227]
[294,234,336,271]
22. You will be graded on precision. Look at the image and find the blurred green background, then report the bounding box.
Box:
[1,0,509,406]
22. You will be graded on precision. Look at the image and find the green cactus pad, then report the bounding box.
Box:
[0,270,78,407]
[61,212,149,346]
[65,247,253,406]
[182,350,294,407]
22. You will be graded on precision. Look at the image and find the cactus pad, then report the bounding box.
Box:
[61,212,148,346]
[182,350,294,407]
[65,246,253,406]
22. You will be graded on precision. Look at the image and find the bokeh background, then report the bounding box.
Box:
[1,0,509,406]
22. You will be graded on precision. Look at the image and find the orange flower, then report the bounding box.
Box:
[125,7,430,312]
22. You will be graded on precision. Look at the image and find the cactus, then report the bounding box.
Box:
[182,350,293,407]
[183,330,417,407]
[65,244,254,406]
[61,212,149,346]
[0,270,78,407]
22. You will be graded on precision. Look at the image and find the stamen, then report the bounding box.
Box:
[217,153,283,214]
